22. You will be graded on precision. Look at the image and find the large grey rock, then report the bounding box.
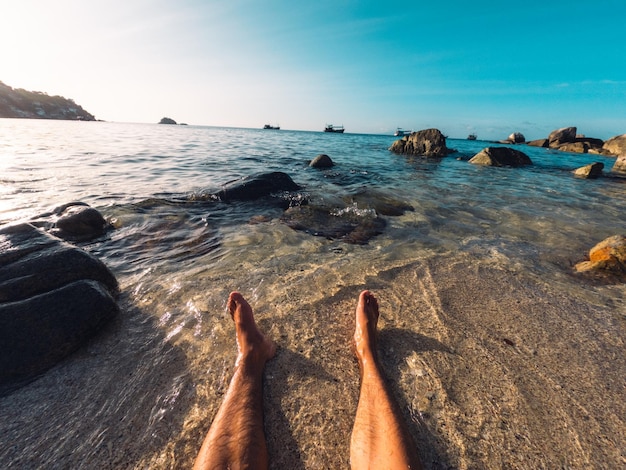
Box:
[469,147,533,167]
[603,134,626,157]
[215,172,301,202]
[389,128,451,157]
[548,127,577,147]
[0,223,119,394]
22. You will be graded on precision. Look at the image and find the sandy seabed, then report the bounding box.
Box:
[1,252,624,469]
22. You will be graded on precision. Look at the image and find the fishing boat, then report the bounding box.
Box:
[394,128,412,137]
[324,124,344,133]
[467,133,477,140]
[263,124,280,130]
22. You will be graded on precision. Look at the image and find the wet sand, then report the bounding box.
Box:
[1,252,624,469]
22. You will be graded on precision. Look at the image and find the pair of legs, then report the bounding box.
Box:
[194,291,422,470]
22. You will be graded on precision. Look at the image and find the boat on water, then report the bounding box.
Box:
[467,133,477,140]
[394,128,412,137]
[263,124,280,130]
[324,124,344,133]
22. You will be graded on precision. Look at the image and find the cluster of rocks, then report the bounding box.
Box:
[389,126,626,178]
[523,126,626,175]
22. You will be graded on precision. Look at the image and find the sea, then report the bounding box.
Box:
[0,119,624,468]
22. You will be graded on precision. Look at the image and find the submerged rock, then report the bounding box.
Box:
[573,162,604,179]
[469,147,533,167]
[309,154,334,168]
[215,172,301,202]
[280,204,386,244]
[389,128,451,157]
[575,235,626,280]
[344,189,414,216]
[0,223,119,394]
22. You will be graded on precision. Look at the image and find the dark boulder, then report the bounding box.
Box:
[389,128,451,157]
[215,172,301,202]
[309,154,334,168]
[280,204,386,244]
[469,147,533,167]
[0,223,119,394]
[52,204,110,240]
[159,117,177,125]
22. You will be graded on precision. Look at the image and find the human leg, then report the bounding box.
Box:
[350,290,422,470]
[194,292,276,470]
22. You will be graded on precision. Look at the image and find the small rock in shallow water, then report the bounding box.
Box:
[575,235,626,280]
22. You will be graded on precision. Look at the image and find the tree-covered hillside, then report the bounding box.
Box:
[0,81,95,121]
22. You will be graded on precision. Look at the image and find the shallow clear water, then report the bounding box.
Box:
[1,119,625,468]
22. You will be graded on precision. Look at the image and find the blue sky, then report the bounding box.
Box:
[2,0,625,139]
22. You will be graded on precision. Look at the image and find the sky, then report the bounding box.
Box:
[1,0,625,140]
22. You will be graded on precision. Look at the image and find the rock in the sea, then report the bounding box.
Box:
[280,204,386,244]
[52,204,110,240]
[612,155,626,174]
[469,147,533,167]
[575,235,626,279]
[558,142,589,154]
[573,162,604,179]
[159,117,177,125]
[309,154,334,168]
[603,134,626,157]
[389,128,451,157]
[216,172,301,202]
[507,132,526,143]
[344,189,413,216]
[0,223,119,393]
[527,139,548,148]
[548,127,577,147]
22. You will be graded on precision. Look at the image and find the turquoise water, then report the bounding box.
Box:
[0,119,624,468]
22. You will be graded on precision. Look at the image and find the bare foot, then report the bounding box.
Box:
[228,292,276,367]
[353,290,380,369]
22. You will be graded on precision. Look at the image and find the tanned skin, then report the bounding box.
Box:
[194,290,422,470]
[350,290,423,469]
[194,292,276,470]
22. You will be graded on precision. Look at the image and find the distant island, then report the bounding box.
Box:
[0,80,95,121]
